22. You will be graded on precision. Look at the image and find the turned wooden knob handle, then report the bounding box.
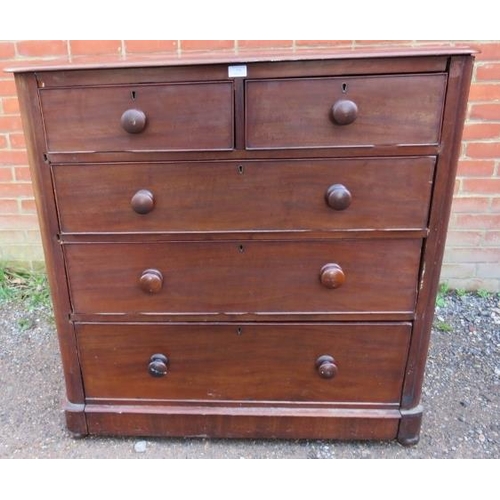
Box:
[131,189,155,214]
[320,263,345,289]
[331,99,358,125]
[316,355,338,379]
[148,353,169,377]
[139,269,163,294]
[325,184,352,210]
[121,108,147,134]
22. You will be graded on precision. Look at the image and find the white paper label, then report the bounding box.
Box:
[228,65,247,78]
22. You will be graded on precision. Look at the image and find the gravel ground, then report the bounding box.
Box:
[1,291,498,459]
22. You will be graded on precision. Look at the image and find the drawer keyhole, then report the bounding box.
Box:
[238,244,245,253]
[342,82,348,93]
[131,90,137,100]
[237,164,244,175]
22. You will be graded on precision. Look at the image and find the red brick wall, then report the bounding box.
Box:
[0,40,498,291]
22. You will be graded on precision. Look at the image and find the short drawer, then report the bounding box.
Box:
[76,322,411,403]
[40,82,234,152]
[65,239,421,315]
[53,157,435,234]
[246,74,446,149]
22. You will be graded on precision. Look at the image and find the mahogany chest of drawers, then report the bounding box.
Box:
[11,48,474,445]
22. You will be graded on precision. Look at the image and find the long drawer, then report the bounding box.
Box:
[246,74,447,149]
[76,322,411,403]
[65,239,422,315]
[40,82,234,152]
[53,157,435,234]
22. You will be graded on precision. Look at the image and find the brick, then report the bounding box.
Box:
[477,263,500,278]
[31,260,46,272]
[0,150,28,165]
[180,40,235,52]
[1,243,44,262]
[0,134,7,149]
[0,214,39,229]
[484,231,500,245]
[444,247,500,263]
[0,182,34,197]
[414,40,455,46]
[476,62,500,81]
[457,160,495,177]
[354,40,414,47]
[0,41,15,59]
[465,141,500,159]
[25,230,41,243]
[0,199,19,212]
[468,103,500,121]
[468,83,500,101]
[440,262,476,279]
[455,213,500,230]
[0,167,13,181]
[444,230,484,247]
[450,197,490,213]
[2,97,20,114]
[20,199,36,213]
[16,40,67,58]
[0,79,17,97]
[0,230,30,244]
[462,178,500,195]
[70,40,122,56]
[474,42,500,61]
[491,198,500,212]
[14,167,32,181]
[461,122,500,141]
[9,132,25,149]
[125,40,177,53]
[442,277,497,292]
[0,115,23,132]
[238,40,293,50]
[295,40,354,48]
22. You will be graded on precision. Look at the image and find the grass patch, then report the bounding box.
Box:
[435,320,453,332]
[436,283,449,308]
[0,266,52,310]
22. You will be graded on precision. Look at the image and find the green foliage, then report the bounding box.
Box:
[0,266,52,310]
[17,317,35,331]
[476,289,491,299]
[436,282,449,308]
[455,288,467,297]
[435,320,453,332]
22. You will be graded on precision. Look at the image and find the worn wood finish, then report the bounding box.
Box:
[246,74,446,149]
[13,74,87,418]
[76,322,410,403]
[53,157,435,234]
[400,55,475,414]
[40,82,234,152]
[398,405,424,446]
[65,239,422,315]
[85,405,401,440]
[46,144,441,164]
[16,48,457,84]
[10,49,474,443]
